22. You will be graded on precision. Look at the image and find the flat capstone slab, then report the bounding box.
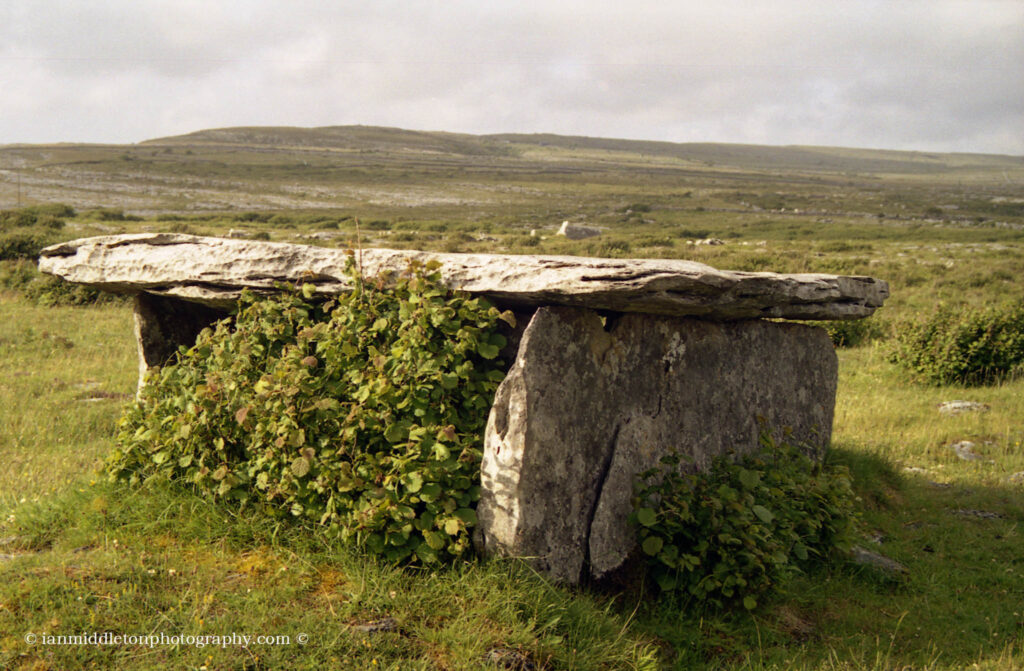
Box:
[39,233,888,320]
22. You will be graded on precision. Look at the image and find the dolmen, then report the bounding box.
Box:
[40,233,889,584]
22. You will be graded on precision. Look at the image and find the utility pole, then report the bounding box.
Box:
[17,171,21,208]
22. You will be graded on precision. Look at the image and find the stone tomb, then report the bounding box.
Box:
[40,234,888,584]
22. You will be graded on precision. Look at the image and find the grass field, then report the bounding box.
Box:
[1,126,1023,669]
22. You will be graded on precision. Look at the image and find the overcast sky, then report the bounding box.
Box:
[2,1,1022,154]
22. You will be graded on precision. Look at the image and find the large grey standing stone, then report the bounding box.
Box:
[475,307,837,584]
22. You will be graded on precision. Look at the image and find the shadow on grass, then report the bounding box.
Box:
[625,441,1023,670]
[2,444,1022,670]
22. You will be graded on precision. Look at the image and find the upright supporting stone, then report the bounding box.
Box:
[475,307,837,584]
[132,293,226,390]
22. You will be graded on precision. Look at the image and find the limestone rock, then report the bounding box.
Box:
[938,400,989,416]
[951,509,1003,519]
[475,306,837,583]
[39,234,888,320]
[557,221,601,240]
[850,546,908,576]
[950,440,982,461]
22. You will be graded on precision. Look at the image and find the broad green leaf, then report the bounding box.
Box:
[420,483,442,501]
[635,507,657,527]
[655,573,678,591]
[642,536,664,556]
[423,530,446,551]
[383,422,407,444]
[752,504,774,524]
[477,342,500,359]
[403,471,424,493]
[738,468,760,490]
[452,508,477,526]
[291,456,311,478]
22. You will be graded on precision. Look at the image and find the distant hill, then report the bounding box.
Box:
[3,124,1021,215]
[144,125,1024,176]
[144,125,515,158]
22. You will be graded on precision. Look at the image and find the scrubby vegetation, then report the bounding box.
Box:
[816,316,890,348]
[890,303,1024,385]
[0,260,122,306]
[631,438,856,610]
[108,262,510,564]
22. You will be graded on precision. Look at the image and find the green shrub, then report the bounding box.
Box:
[0,209,37,228]
[630,438,856,609]
[0,204,73,230]
[166,222,196,235]
[35,214,65,231]
[0,260,122,306]
[889,303,1024,385]
[0,259,37,291]
[590,240,632,257]
[233,212,271,223]
[24,275,120,306]
[108,261,511,564]
[0,231,56,260]
[30,203,76,218]
[635,236,675,248]
[84,207,139,221]
[814,317,889,348]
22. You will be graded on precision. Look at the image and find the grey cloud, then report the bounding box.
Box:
[0,0,1021,153]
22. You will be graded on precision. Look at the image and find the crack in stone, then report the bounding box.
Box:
[582,423,621,582]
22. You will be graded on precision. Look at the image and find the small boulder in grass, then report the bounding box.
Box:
[949,440,985,461]
[938,400,990,416]
[556,221,601,240]
[850,546,908,576]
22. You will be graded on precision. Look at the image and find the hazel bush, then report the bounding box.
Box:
[108,260,511,563]
[889,302,1024,385]
[630,437,857,610]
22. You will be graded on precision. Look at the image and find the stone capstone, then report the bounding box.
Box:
[474,306,837,584]
[38,233,888,320]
